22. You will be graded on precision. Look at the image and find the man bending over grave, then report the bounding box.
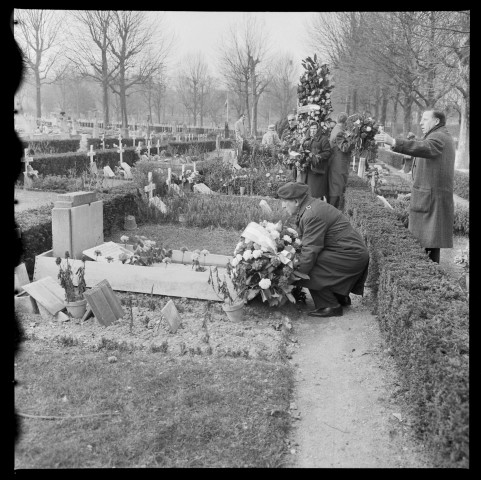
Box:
[278,182,369,318]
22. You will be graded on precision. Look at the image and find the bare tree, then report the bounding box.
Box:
[108,11,173,136]
[219,14,272,136]
[176,52,213,126]
[14,9,65,118]
[266,53,297,120]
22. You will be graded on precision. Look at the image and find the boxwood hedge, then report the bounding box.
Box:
[345,173,469,468]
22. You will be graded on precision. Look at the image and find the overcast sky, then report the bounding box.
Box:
[162,11,316,76]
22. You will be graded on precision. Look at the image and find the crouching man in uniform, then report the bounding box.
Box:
[277,182,370,317]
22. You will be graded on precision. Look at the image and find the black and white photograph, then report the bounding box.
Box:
[13,9,469,469]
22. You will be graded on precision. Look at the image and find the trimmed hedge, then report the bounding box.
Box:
[19,148,139,180]
[344,173,469,468]
[22,138,81,155]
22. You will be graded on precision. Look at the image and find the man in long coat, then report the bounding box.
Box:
[327,112,354,209]
[375,109,454,263]
[277,182,370,317]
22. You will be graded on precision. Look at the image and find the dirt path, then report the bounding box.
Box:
[286,291,432,468]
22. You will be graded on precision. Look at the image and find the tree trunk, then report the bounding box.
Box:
[455,94,469,170]
[352,88,358,114]
[35,71,42,119]
[345,88,351,115]
[402,93,413,137]
[380,87,389,126]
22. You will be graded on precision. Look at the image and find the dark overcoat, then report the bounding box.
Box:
[298,132,331,198]
[294,195,370,296]
[328,123,353,197]
[392,124,455,248]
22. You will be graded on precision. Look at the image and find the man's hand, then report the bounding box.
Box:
[374,132,395,146]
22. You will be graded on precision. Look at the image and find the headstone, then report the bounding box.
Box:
[121,162,133,179]
[150,196,167,213]
[52,191,103,259]
[166,167,172,186]
[161,299,181,333]
[22,276,66,315]
[84,279,124,326]
[103,165,115,178]
[14,263,30,293]
[156,139,161,155]
[358,157,366,178]
[193,183,213,194]
[259,199,273,214]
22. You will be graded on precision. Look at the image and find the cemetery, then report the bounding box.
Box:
[14,8,469,468]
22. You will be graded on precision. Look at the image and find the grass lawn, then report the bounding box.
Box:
[15,340,294,468]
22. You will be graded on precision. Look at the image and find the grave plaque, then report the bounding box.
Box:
[83,241,133,263]
[161,300,181,333]
[121,162,133,179]
[150,197,167,213]
[103,166,115,178]
[193,183,213,194]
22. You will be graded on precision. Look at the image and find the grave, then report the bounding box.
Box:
[103,165,115,178]
[52,191,103,260]
[34,192,234,301]
[193,183,214,195]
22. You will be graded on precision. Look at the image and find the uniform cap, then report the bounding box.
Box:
[277,182,309,200]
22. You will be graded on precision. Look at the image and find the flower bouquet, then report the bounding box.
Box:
[346,114,381,158]
[226,220,309,307]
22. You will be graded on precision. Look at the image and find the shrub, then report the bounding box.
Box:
[22,138,81,155]
[344,173,469,468]
[453,170,469,200]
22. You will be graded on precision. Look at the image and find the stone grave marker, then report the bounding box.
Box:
[103,165,115,178]
[193,183,214,194]
[52,191,103,259]
[88,144,96,165]
[144,172,156,200]
[83,279,124,326]
[150,197,167,213]
[14,263,30,293]
[156,139,161,155]
[121,162,133,179]
[161,299,181,333]
[114,134,125,166]
[259,199,272,215]
[22,276,65,316]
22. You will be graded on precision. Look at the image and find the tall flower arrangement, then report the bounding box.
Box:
[281,55,334,172]
[226,220,309,307]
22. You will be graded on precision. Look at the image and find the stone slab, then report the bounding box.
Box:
[84,280,123,326]
[52,200,104,260]
[14,263,30,293]
[15,291,39,314]
[161,300,181,333]
[193,183,214,194]
[22,276,66,315]
[34,250,234,302]
[56,191,98,208]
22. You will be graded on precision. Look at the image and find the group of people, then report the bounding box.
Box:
[273,108,456,318]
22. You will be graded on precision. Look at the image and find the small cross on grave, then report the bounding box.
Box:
[193,162,197,173]
[135,142,142,159]
[166,167,172,186]
[149,132,154,143]
[352,154,356,171]
[113,134,125,166]
[181,164,185,176]
[147,139,152,157]
[144,172,156,200]
[88,144,96,166]
[22,148,34,189]
[100,133,105,150]
[131,131,137,148]
[156,139,161,155]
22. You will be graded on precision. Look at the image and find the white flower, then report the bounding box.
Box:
[236,254,243,262]
[354,119,361,125]
[252,249,263,259]
[295,238,301,246]
[235,241,244,252]
[366,126,371,132]
[281,249,291,257]
[243,250,253,261]
[266,173,271,177]
[283,235,292,243]
[231,258,239,267]
[287,227,298,236]
[270,230,280,239]
[120,235,129,243]
[278,169,284,174]
[261,246,268,252]
[259,278,272,289]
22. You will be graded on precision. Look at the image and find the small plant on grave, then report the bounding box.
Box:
[162,257,172,268]
[56,251,87,303]
[191,250,206,272]
[208,266,240,306]
[147,285,156,310]
[180,246,188,264]
[179,342,187,356]
[120,235,129,248]
[126,235,172,266]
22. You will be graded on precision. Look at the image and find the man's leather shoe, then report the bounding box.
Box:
[338,295,351,306]
[307,305,343,317]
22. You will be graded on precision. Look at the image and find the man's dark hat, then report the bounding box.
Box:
[277,182,309,200]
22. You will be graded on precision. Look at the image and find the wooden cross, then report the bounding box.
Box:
[156,139,161,155]
[88,144,96,165]
[352,154,356,171]
[113,137,125,166]
[149,132,154,143]
[144,172,156,200]
[100,133,105,150]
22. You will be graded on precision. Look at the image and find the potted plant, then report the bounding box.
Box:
[56,251,88,318]
[208,266,244,322]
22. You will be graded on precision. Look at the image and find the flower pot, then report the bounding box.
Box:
[222,301,245,322]
[239,186,246,195]
[65,298,87,319]
[124,215,137,230]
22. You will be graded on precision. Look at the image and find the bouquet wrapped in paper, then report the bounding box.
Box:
[226,221,308,307]
[346,113,380,158]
